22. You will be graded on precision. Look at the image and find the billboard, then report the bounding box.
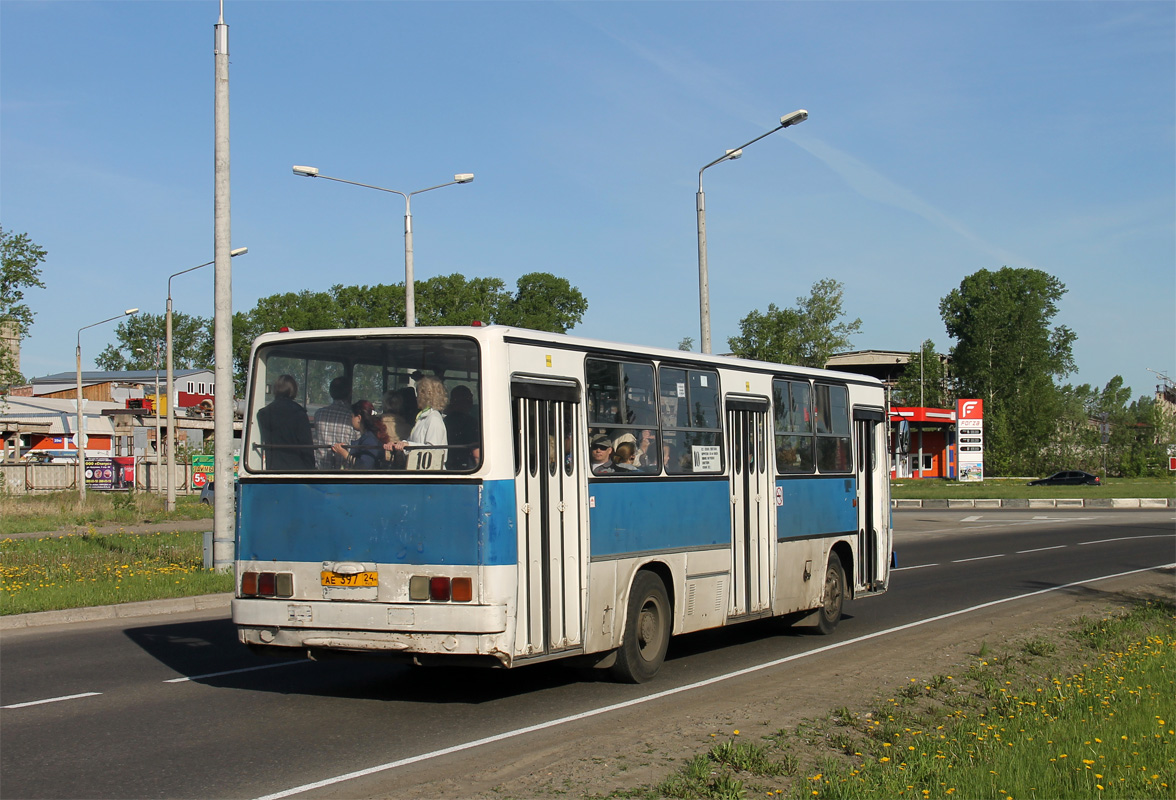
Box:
[956,399,984,482]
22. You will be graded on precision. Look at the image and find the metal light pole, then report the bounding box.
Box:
[695,109,807,354]
[165,247,247,512]
[292,166,474,327]
[76,309,138,504]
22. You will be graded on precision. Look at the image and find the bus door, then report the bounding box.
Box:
[511,378,585,659]
[726,398,773,618]
[853,408,887,593]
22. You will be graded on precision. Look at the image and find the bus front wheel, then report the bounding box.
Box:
[610,571,670,683]
[815,553,846,635]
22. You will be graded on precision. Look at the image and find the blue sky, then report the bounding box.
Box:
[3,1,1173,401]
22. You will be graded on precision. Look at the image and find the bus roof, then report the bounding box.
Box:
[248,325,883,388]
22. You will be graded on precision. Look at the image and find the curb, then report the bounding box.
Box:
[0,593,232,630]
[890,498,1173,509]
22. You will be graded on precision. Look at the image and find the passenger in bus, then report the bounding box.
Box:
[256,374,315,471]
[589,434,615,475]
[444,385,480,469]
[330,400,390,470]
[391,375,449,466]
[636,429,659,470]
[380,388,414,443]
[313,377,353,470]
[612,441,639,471]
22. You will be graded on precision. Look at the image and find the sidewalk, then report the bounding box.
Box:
[3,518,213,540]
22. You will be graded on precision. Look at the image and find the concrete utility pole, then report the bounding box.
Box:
[212,2,234,570]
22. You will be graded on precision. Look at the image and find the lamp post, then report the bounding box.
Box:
[77,309,138,504]
[292,166,474,327]
[165,247,247,512]
[695,109,807,354]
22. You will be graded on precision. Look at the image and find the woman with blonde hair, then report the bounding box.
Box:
[391,375,449,466]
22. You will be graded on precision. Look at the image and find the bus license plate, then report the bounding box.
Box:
[320,571,378,587]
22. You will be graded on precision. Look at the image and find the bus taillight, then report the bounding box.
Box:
[429,576,451,602]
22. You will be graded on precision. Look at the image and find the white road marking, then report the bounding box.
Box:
[960,515,982,522]
[952,553,1005,563]
[1078,534,1175,546]
[1017,545,1067,554]
[892,563,937,571]
[164,660,305,684]
[1032,515,1095,521]
[2,692,101,710]
[250,562,1176,800]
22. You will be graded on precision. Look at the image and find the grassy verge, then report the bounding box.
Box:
[891,477,1174,501]
[1,530,232,615]
[0,491,213,537]
[602,599,1174,800]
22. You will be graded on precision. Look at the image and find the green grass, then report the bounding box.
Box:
[0,491,213,536]
[891,476,1175,501]
[1,530,232,615]
[616,599,1175,800]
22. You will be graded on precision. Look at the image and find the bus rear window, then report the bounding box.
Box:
[244,336,481,474]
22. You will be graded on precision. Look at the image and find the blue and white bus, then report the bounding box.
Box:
[233,325,891,682]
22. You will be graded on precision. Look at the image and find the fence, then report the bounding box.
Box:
[0,460,199,496]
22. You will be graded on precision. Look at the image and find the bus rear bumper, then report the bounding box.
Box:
[233,597,511,662]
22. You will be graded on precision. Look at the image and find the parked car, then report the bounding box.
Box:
[1027,470,1101,486]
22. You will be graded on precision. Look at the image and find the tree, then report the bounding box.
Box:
[1,226,48,386]
[892,339,951,408]
[96,312,213,371]
[231,272,589,394]
[496,272,587,333]
[728,279,862,367]
[940,267,1076,475]
[677,336,695,352]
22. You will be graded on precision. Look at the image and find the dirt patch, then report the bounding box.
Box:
[329,570,1174,800]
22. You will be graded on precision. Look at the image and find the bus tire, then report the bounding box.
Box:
[815,553,845,636]
[609,571,670,684]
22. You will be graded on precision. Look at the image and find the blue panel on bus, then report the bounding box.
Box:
[775,477,857,539]
[589,479,730,558]
[237,480,518,566]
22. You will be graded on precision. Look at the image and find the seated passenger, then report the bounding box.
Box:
[612,441,639,471]
[444,385,480,470]
[589,434,615,475]
[313,376,353,470]
[330,400,389,470]
[257,374,315,471]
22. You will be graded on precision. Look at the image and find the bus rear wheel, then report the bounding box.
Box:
[815,553,846,635]
[610,571,670,683]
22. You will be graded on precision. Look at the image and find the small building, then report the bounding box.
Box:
[0,395,121,462]
[889,405,956,479]
[29,369,216,411]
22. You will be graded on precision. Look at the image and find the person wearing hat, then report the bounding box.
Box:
[589,433,615,475]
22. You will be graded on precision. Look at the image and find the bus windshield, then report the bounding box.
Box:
[243,335,481,473]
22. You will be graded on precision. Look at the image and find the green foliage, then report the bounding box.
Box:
[2,530,232,615]
[728,279,862,368]
[940,267,1076,475]
[0,226,48,386]
[892,339,951,408]
[94,311,213,371]
[1049,377,1172,477]
[231,271,588,393]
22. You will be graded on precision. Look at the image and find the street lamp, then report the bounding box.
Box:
[77,308,138,504]
[165,247,247,512]
[292,165,474,327]
[695,109,808,354]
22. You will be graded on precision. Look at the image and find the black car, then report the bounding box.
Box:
[1027,470,1101,486]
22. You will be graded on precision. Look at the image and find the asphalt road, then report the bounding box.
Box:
[1,510,1172,800]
